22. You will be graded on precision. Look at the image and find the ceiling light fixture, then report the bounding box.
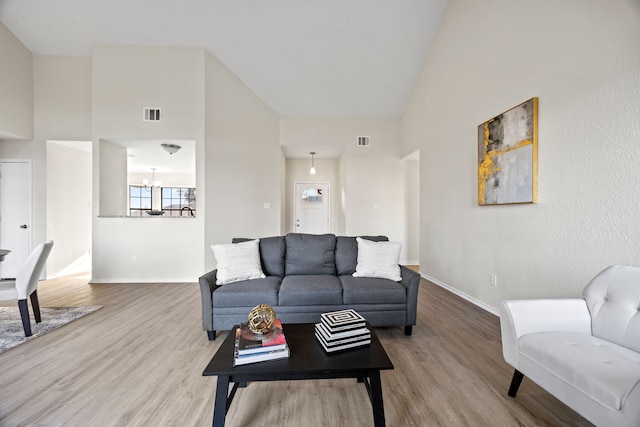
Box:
[161,143,181,155]
[143,167,162,191]
[309,152,317,175]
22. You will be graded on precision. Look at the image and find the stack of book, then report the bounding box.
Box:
[315,309,371,353]
[233,319,290,366]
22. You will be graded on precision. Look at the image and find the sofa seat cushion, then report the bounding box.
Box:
[339,276,406,304]
[279,275,342,306]
[212,276,281,307]
[519,332,640,412]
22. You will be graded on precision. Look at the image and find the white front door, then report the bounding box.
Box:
[0,160,32,278]
[294,182,330,234]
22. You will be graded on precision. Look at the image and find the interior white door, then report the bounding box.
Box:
[294,182,330,234]
[0,160,32,278]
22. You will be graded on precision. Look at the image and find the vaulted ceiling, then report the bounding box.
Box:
[0,0,448,118]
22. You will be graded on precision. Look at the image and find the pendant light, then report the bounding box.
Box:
[309,152,317,175]
[143,167,162,191]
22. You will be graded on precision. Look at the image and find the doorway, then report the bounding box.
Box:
[294,182,330,234]
[0,160,33,278]
[46,140,92,278]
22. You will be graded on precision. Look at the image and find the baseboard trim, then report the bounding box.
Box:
[401,260,419,266]
[89,279,198,284]
[421,273,500,317]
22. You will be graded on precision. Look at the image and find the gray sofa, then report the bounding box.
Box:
[199,233,421,340]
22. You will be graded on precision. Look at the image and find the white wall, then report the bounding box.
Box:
[47,142,92,276]
[34,56,92,141]
[35,56,93,276]
[0,22,32,139]
[92,45,205,282]
[280,150,287,233]
[402,0,640,311]
[0,54,92,258]
[280,117,414,263]
[0,38,281,281]
[204,52,282,270]
[98,140,127,216]
[128,172,196,189]
[403,156,419,265]
[284,157,342,235]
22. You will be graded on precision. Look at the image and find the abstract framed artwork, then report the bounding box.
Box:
[478,97,538,205]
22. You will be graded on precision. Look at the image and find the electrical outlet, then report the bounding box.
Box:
[131,256,137,264]
[490,274,497,287]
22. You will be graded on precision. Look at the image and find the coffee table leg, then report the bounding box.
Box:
[369,371,386,427]
[213,375,230,427]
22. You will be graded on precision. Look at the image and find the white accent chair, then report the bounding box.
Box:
[500,264,640,426]
[0,241,54,337]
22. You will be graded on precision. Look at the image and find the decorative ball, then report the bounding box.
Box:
[247,304,276,334]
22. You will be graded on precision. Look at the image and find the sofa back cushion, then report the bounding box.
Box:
[583,264,640,352]
[232,236,286,276]
[335,236,389,275]
[285,233,336,275]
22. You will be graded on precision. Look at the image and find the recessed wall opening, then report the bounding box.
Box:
[46,140,93,278]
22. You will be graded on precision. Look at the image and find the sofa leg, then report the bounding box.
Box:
[207,330,216,341]
[404,326,413,336]
[508,369,524,397]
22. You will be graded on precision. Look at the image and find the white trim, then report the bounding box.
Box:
[421,272,500,317]
[89,278,196,284]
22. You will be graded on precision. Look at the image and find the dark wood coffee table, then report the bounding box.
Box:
[202,323,394,426]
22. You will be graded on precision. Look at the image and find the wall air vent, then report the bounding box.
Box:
[357,136,370,147]
[143,108,161,122]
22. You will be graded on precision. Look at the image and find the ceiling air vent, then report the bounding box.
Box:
[357,136,370,147]
[143,108,161,122]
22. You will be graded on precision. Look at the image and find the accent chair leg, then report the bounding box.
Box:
[18,299,32,337]
[30,290,42,323]
[508,369,524,397]
[207,330,216,340]
[404,326,413,336]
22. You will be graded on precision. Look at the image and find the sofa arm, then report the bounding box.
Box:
[400,265,421,326]
[499,299,592,367]
[198,269,219,333]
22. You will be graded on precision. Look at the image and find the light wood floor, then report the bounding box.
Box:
[0,272,592,426]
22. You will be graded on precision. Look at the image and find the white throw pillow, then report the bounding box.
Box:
[212,239,266,285]
[352,237,402,282]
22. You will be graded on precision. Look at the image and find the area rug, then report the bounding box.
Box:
[0,306,102,354]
